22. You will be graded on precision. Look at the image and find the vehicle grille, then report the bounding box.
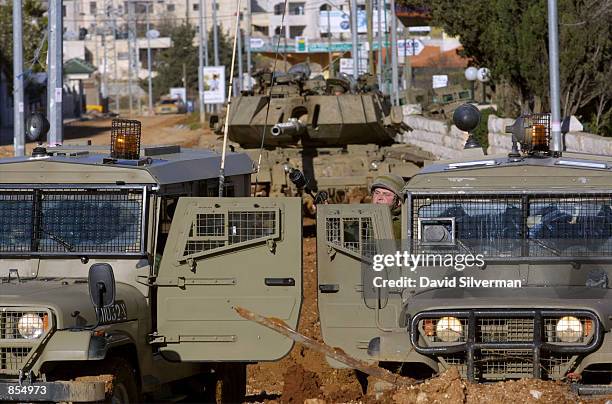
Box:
[418,315,595,345]
[413,310,598,382]
[439,350,575,381]
[478,318,534,342]
[0,309,51,374]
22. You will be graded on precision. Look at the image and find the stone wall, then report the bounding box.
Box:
[399,106,608,159]
[397,115,470,160]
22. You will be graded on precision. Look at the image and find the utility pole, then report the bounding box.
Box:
[212,0,220,65]
[382,0,389,95]
[198,0,206,122]
[376,0,383,89]
[403,26,411,96]
[212,0,220,111]
[390,0,398,105]
[48,0,63,145]
[102,30,108,105]
[326,4,333,77]
[203,0,210,114]
[127,0,135,116]
[112,10,120,112]
[237,27,243,92]
[283,13,288,72]
[12,0,24,156]
[350,0,359,79]
[366,0,374,74]
[245,0,252,89]
[548,0,562,155]
[146,2,154,115]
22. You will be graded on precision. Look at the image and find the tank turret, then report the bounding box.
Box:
[205,63,433,212]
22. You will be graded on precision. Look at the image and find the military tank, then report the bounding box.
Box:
[207,64,433,212]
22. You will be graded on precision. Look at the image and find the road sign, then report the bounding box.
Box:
[146,29,160,39]
[249,38,265,50]
[397,39,425,57]
[339,58,367,76]
[295,36,308,53]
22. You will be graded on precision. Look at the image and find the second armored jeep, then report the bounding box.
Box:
[316,108,612,393]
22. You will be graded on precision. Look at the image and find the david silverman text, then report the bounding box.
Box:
[372,276,523,288]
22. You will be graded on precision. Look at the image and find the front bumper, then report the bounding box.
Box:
[0,380,105,402]
[410,309,603,381]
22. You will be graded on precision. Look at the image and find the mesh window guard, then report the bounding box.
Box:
[0,188,144,254]
[411,193,612,258]
[183,209,279,257]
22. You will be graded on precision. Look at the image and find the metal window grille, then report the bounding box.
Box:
[0,188,144,255]
[110,119,141,160]
[183,210,278,257]
[412,193,612,258]
[325,216,376,257]
[326,217,341,244]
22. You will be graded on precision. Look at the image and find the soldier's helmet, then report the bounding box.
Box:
[370,174,405,199]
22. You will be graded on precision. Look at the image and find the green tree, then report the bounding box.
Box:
[149,23,199,101]
[400,0,611,130]
[0,0,48,78]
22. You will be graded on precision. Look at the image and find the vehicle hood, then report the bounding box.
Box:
[0,278,146,327]
[405,286,612,330]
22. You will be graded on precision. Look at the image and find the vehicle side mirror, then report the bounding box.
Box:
[88,263,116,309]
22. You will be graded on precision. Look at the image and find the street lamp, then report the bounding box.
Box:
[477,67,490,104]
[464,66,478,102]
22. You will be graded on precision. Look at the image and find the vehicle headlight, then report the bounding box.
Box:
[17,314,44,339]
[555,316,583,343]
[435,316,463,342]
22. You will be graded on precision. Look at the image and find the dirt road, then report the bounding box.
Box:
[0,114,201,158]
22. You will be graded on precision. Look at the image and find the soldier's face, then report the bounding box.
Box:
[372,187,396,206]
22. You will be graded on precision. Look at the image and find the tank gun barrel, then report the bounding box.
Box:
[271,118,307,137]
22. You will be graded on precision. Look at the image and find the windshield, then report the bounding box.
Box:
[412,194,612,258]
[0,188,144,255]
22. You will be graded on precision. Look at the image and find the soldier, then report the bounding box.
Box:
[370,174,405,239]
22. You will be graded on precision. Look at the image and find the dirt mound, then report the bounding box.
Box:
[281,364,322,403]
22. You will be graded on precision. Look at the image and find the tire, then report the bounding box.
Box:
[99,357,140,404]
[205,363,247,404]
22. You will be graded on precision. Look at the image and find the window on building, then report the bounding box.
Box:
[167,3,175,12]
[193,3,199,11]
[90,1,97,15]
[253,25,269,36]
[289,25,305,38]
[289,2,305,15]
[62,5,66,17]
[320,4,331,11]
[273,3,284,15]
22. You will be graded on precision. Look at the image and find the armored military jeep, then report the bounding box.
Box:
[316,108,612,393]
[0,119,302,402]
